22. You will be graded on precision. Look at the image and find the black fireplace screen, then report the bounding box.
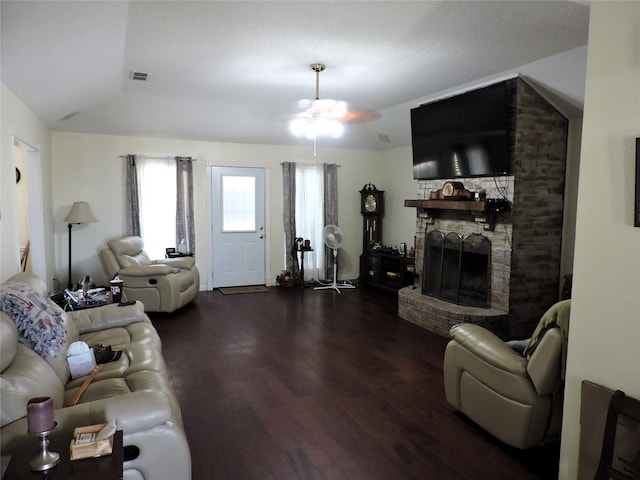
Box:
[423,231,491,308]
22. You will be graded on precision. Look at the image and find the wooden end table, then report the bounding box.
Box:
[297,246,313,288]
[2,430,123,480]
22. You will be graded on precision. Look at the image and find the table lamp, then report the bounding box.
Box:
[64,201,97,290]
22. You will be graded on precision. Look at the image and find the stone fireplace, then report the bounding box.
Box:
[399,77,568,340]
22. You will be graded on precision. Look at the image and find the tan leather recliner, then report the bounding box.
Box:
[99,236,199,313]
[443,300,570,449]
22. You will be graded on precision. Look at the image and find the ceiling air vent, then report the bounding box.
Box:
[129,71,148,81]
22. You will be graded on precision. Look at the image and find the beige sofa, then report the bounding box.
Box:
[0,272,191,480]
[443,300,570,449]
[99,236,199,313]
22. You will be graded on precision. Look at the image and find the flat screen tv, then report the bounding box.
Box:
[411,82,510,180]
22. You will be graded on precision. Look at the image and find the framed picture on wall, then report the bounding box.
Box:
[636,138,640,227]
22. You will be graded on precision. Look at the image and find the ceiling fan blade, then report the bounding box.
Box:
[293,102,380,123]
[341,108,381,123]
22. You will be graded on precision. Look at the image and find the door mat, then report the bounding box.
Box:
[218,286,270,295]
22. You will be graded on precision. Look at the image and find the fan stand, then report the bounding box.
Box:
[314,249,356,293]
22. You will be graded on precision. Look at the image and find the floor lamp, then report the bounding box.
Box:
[64,201,97,290]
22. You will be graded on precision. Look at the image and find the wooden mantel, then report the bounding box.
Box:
[404,198,509,211]
[404,198,510,230]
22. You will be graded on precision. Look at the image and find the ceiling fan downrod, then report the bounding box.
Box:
[311,63,325,100]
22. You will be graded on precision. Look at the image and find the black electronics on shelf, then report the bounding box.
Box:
[361,251,415,293]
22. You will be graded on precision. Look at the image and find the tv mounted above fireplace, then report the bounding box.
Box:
[411,81,510,180]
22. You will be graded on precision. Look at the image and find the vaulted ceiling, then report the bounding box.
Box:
[1,1,590,150]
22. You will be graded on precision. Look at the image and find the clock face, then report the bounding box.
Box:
[364,194,377,212]
[442,182,455,197]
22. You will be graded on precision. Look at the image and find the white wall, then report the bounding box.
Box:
[378,146,419,252]
[561,119,583,281]
[51,132,395,288]
[559,2,640,478]
[0,83,54,286]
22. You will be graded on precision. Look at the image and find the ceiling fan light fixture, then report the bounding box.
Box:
[290,118,309,137]
[289,117,343,140]
[309,99,347,118]
[315,118,343,138]
[290,64,346,140]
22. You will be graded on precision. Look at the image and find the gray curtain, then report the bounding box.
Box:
[176,157,195,254]
[323,163,338,280]
[125,154,141,236]
[282,162,299,277]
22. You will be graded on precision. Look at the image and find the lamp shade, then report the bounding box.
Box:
[64,202,97,224]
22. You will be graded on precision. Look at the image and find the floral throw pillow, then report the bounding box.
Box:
[0,281,67,358]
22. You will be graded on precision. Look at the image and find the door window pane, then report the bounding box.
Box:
[222,176,255,231]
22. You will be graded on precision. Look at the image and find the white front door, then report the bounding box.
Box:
[212,167,266,287]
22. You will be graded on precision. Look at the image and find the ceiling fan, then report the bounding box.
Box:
[289,64,379,142]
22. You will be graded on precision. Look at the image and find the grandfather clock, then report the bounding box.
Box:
[359,183,384,251]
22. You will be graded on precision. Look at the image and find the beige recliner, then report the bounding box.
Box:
[100,236,199,313]
[443,300,570,449]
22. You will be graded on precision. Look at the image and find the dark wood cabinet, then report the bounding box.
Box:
[360,251,415,293]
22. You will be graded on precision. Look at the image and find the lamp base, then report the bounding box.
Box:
[67,223,74,290]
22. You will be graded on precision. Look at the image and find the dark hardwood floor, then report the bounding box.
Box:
[150,287,559,480]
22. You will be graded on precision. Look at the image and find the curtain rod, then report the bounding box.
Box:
[279,162,340,167]
[119,154,197,161]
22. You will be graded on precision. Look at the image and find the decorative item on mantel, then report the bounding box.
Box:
[429,181,474,200]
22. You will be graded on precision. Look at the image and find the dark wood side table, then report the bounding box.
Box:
[50,290,112,311]
[297,247,313,288]
[3,430,123,480]
[166,252,193,258]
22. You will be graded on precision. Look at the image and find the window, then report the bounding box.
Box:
[126,155,195,260]
[295,164,324,281]
[136,158,177,259]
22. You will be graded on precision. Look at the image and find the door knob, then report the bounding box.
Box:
[259,234,264,239]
